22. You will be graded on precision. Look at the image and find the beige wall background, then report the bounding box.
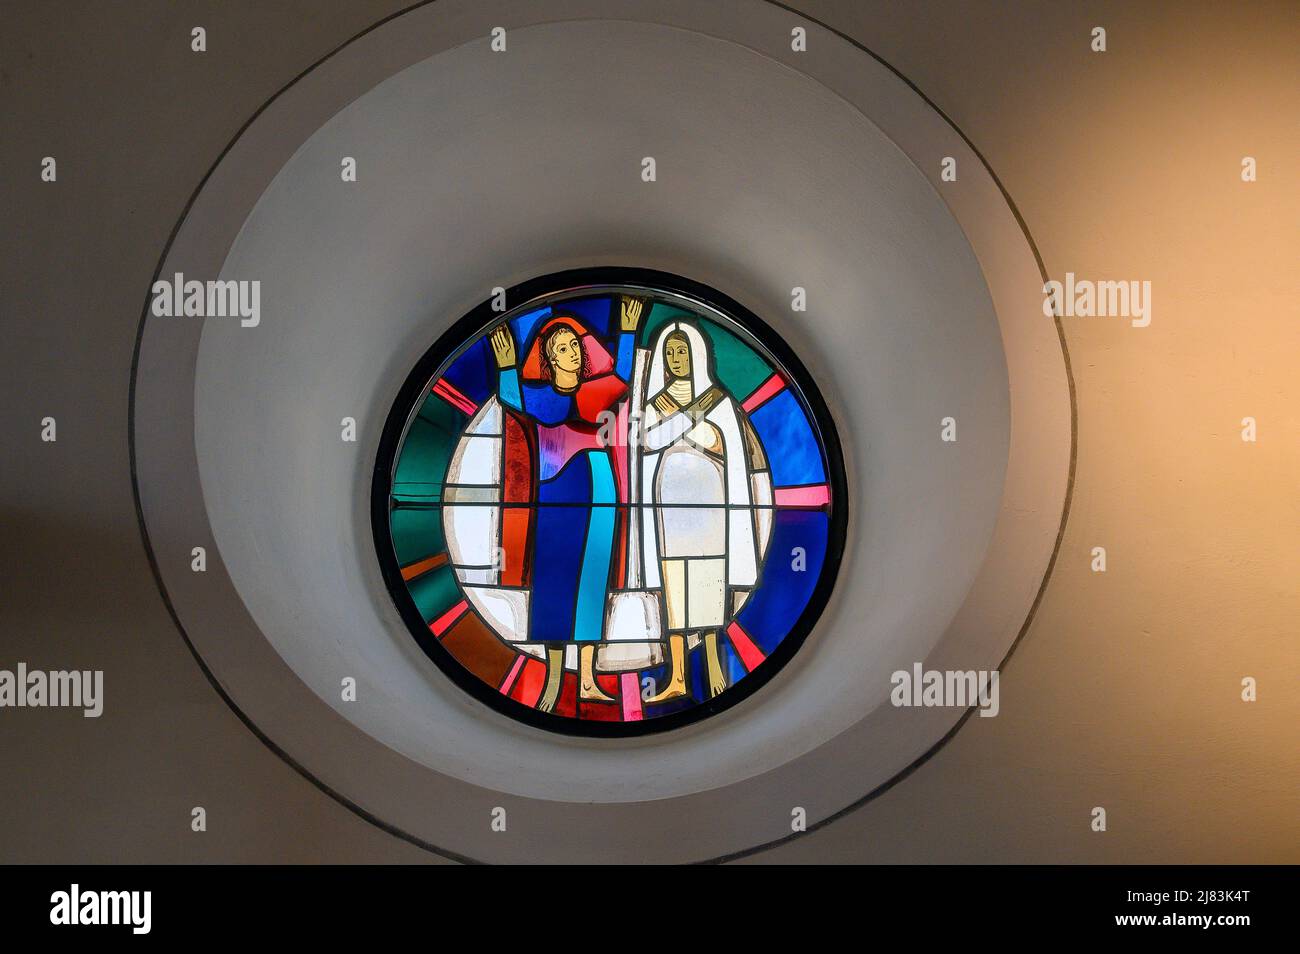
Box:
[1,0,1296,862]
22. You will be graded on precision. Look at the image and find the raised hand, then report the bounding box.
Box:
[620,296,645,332]
[489,324,516,368]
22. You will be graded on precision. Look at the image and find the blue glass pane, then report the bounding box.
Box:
[441,336,493,404]
[510,305,551,352]
[558,296,612,339]
[737,509,828,654]
[748,389,826,487]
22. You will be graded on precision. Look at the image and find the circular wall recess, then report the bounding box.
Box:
[131,0,1072,863]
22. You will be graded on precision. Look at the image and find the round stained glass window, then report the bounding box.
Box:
[373,269,846,735]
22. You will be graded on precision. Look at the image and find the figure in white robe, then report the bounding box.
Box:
[638,321,765,701]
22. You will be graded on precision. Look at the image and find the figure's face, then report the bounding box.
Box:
[547,329,582,375]
[665,334,691,378]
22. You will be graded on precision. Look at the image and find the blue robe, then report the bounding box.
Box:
[498,331,633,642]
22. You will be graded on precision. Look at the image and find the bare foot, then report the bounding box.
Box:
[646,681,688,704]
[703,633,727,698]
[536,647,563,713]
[580,681,616,703]
[536,686,560,712]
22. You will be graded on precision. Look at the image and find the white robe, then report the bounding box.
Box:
[638,322,759,597]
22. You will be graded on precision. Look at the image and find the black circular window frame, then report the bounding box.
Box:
[371,267,849,737]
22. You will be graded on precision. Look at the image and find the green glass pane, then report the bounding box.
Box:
[407,563,459,624]
[393,393,465,504]
[640,302,694,343]
[389,505,444,566]
[702,319,773,399]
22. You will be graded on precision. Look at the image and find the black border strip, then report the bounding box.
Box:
[371,268,848,738]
